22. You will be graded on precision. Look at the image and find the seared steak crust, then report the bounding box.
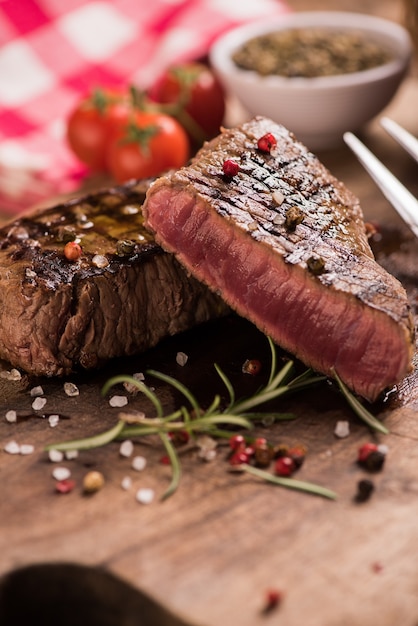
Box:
[0,180,228,377]
[143,117,415,401]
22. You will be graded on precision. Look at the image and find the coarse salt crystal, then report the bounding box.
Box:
[320,449,333,459]
[132,455,147,471]
[121,476,132,490]
[32,397,47,411]
[48,414,60,428]
[65,449,79,460]
[119,440,134,457]
[80,220,94,230]
[196,435,217,451]
[122,205,139,215]
[92,254,109,268]
[52,467,71,481]
[5,410,17,423]
[136,488,154,504]
[109,395,128,408]
[176,352,188,366]
[0,368,21,381]
[64,382,79,397]
[19,444,34,455]
[272,190,285,205]
[334,420,350,438]
[49,449,64,463]
[123,373,145,394]
[199,448,217,462]
[4,440,20,454]
[30,385,44,397]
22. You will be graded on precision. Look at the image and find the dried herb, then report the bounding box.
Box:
[285,206,304,230]
[232,28,392,78]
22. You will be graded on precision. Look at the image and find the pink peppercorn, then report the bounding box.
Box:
[64,241,82,262]
[222,159,240,177]
[358,442,378,463]
[257,132,277,153]
[274,456,296,477]
[55,479,76,494]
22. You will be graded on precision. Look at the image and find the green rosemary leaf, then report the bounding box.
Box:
[147,369,201,415]
[332,369,389,435]
[44,420,125,452]
[288,369,325,388]
[266,336,277,387]
[286,375,327,394]
[239,464,338,500]
[214,363,235,409]
[204,394,222,416]
[119,410,184,427]
[179,405,191,425]
[230,385,291,414]
[102,374,164,417]
[237,412,295,422]
[159,432,181,500]
[193,414,253,430]
[115,425,164,438]
[263,359,294,393]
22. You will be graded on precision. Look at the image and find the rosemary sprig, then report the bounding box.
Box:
[45,337,324,499]
[237,464,338,500]
[102,375,164,417]
[45,419,125,452]
[332,368,389,435]
[159,432,181,501]
[45,336,386,501]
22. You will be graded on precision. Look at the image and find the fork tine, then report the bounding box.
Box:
[380,117,418,163]
[343,131,418,239]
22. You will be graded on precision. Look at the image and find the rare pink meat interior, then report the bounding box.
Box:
[143,116,415,401]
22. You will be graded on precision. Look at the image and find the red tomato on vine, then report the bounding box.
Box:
[66,88,131,170]
[149,62,226,146]
[105,111,190,182]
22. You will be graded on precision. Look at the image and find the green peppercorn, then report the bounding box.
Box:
[56,226,76,243]
[116,239,136,256]
[307,255,325,275]
[285,206,304,230]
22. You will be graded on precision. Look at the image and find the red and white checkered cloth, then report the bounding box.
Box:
[0,0,290,217]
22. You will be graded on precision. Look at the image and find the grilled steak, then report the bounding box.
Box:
[0,180,229,377]
[143,116,415,401]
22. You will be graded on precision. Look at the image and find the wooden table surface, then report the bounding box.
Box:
[2,2,418,625]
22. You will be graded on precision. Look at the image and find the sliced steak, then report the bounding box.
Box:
[143,116,415,402]
[0,180,229,377]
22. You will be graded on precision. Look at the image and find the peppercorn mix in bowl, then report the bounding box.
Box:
[209,11,412,150]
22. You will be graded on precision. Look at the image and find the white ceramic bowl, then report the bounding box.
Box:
[210,12,412,151]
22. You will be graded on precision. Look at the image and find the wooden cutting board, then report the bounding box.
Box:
[1,77,418,626]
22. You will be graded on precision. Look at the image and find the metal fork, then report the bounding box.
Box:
[343,118,418,238]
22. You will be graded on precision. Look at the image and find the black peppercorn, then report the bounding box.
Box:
[355,479,375,502]
[360,450,386,472]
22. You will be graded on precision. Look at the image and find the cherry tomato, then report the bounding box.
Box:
[149,62,226,146]
[66,88,131,170]
[105,111,190,182]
